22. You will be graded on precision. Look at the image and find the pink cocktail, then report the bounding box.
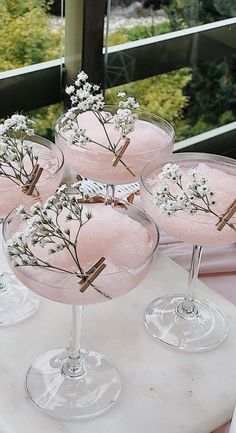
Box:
[0,135,64,326]
[0,136,64,218]
[4,196,158,419]
[7,202,157,305]
[55,107,175,186]
[140,153,236,352]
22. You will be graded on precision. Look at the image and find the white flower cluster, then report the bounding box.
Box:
[112,92,139,137]
[159,163,182,182]
[0,140,34,164]
[65,71,105,112]
[61,72,139,157]
[7,183,92,276]
[0,114,38,186]
[58,107,84,146]
[153,163,216,216]
[0,114,35,138]
[0,114,39,187]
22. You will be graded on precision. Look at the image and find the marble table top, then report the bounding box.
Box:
[1,253,236,433]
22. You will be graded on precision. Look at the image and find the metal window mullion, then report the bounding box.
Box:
[64,0,84,85]
[64,0,106,86]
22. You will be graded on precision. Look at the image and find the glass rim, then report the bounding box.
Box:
[3,198,160,281]
[141,152,236,195]
[140,152,236,226]
[55,105,176,155]
[0,135,64,192]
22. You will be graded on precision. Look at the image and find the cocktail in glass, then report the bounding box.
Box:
[0,135,64,325]
[140,153,236,352]
[4,194,159,419]
[55,106,175,197]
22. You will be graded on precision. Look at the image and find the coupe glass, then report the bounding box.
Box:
[140,152,236,352]
[55,105,175,199]
[3,198,159,419]
[0,135,64,326]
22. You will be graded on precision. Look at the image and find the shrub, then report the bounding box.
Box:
[106,68,192,140]
[0,2,60,70]
[108,21,171,46]
[0,0,62,138]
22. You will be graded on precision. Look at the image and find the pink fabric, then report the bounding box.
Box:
[159,232,236,303]
[159,231,236,433]
[213,425,230,433]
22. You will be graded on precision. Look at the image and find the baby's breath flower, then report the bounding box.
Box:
[113,108,138,136]
[57,184,67,194]
[66,85,75,95]
[61,71,140,175]
[117,91,126,98]
[0,114,35,138]
[7,184,96,284]
[153,164,220,221]
[0,114,39,188]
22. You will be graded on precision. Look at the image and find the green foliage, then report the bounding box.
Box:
[0,2,61,70]
[185,58,236,124]
[27,104,64,142]
[108,21,171,46]
[106,69,192,136]
[0,0,48,17]
[212,0,236,18]
[0,0,62,138]
[108,30,128,46]
[174,57,236,140]
[164,0,203,30]
[126,21,171,40]
[162,0,236,141]
[106,22,193,141]
[165,0,235,30]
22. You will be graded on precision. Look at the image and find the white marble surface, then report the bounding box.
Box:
[1,253,236,433]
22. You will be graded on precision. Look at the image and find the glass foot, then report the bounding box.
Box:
[144,295,229,352]
[0,273,39,326]
[25,347,121,420]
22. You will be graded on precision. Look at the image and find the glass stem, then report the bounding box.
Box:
[0,272,7,292]
[105,184,115,204]
[62,305,86,378]
[178,245,203,317]
[0,221,7,293]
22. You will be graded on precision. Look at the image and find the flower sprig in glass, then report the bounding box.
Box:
[55,71,175,194]
[0,113,64,326]
[140,153,236,352]
[153,163,236,231]
[9,184,110,300]
[4,182,158,419]
[0,114,40,191]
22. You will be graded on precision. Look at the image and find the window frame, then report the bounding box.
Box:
[0,3,235,151]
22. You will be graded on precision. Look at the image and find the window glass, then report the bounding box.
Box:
[26,102,64,141]
[106,57,236,142]
[105,0,235,47]
[104,1,236,142]
[0,0,64,72]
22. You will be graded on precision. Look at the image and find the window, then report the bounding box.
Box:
[0,0,235,154]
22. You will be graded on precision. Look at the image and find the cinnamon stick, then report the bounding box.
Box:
[216,198,236,231]
[79,257,106,293]
[112,138,130,167]
[77,195,105,204]
[26,166,44,196]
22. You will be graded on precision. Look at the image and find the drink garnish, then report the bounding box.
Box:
[23,164,44,196]
[79,257,106,292]
[216,198,236,231]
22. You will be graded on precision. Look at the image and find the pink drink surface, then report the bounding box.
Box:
[141,162,236,246]
[11,204,155,305]
[0,141,63,218]
[56,111,173,184]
